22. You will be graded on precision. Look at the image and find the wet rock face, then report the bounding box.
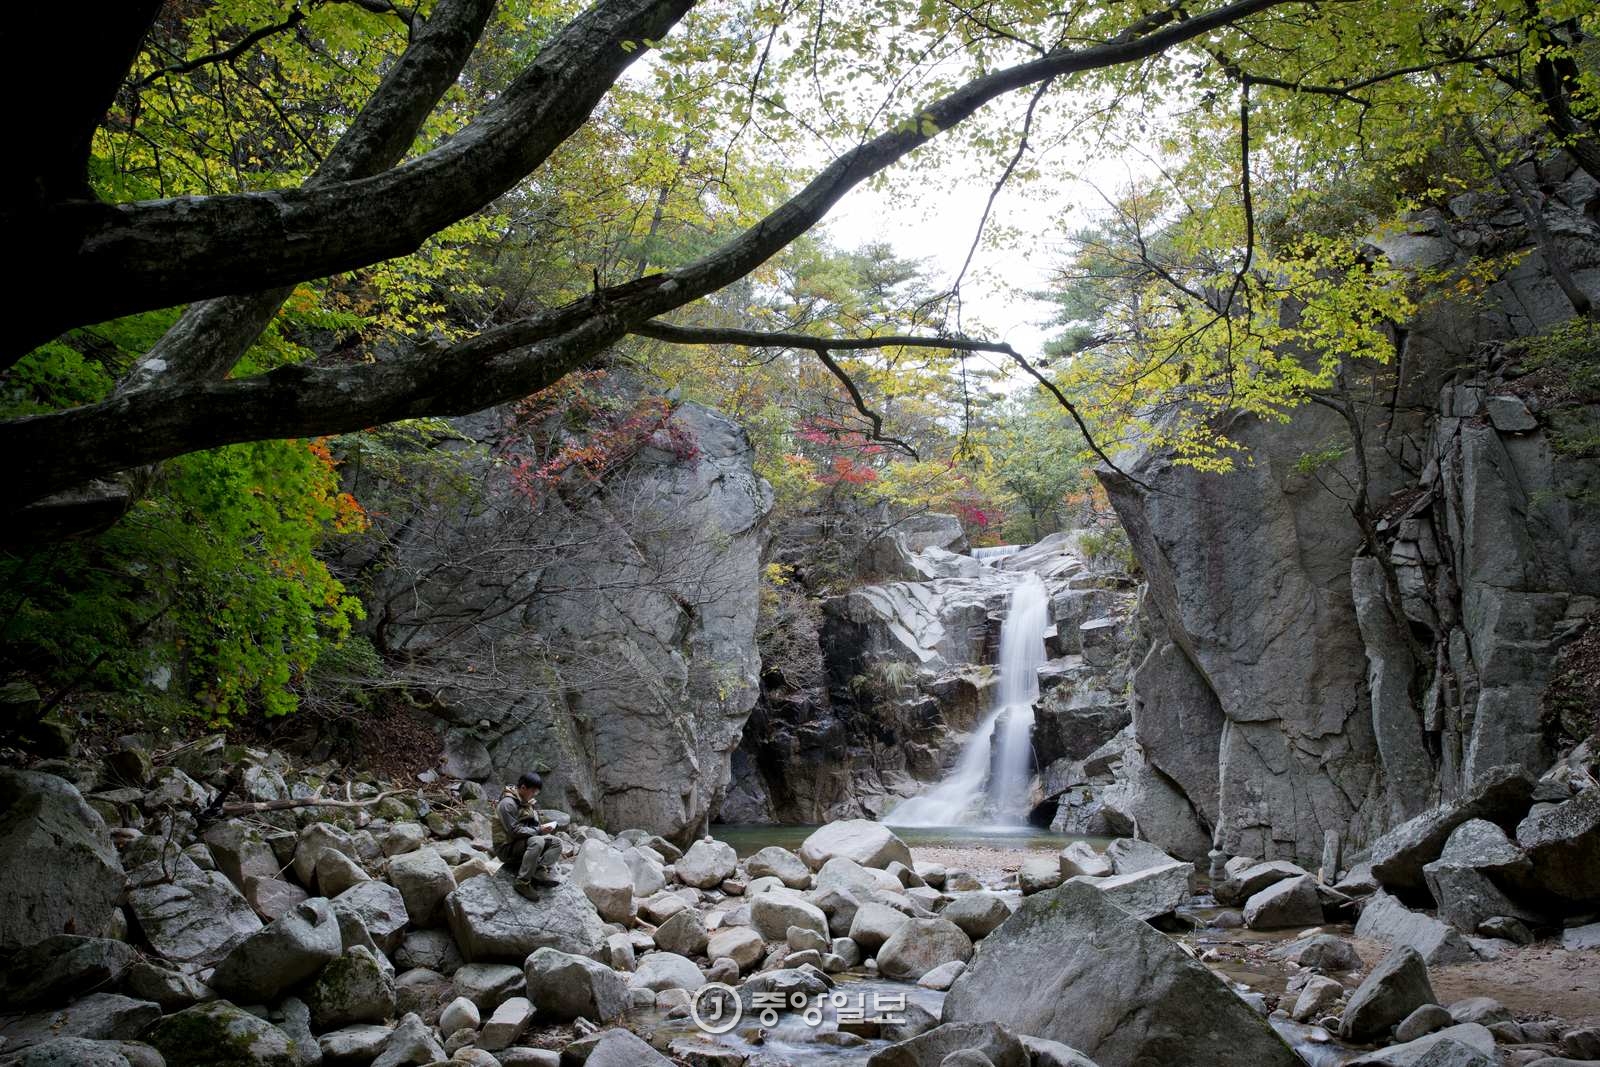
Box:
[366,401,771,845]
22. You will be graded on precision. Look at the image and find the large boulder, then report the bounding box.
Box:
[750,889,828,943]
[706,926,764,971]
[570,840,637,925]
[203,820,283,890]
[630,951,704,992]
[331,880,409,953]
[675,839,738,889]
[943,881,1299,1066]
[1339,946,1437,1042]
[0,993,162,1052]
[1370,765,1535,899]
[1243,874,1323,930]
[1354,891,1475,965]
[800,821,913,872]
[618,845,666,898]
[523,947,629,1021]
[876,917,973,981]
[583,1027,675,1067]
[2,936,140,1009]
[146,1001,298,1067]
[386,848,457,926]
[1516,787,1600,907]
[209,897,343,1003]
[1214,860,1307,907]
[1058,842,1112,879]
[849,901,913,952]
[370,1013,445,1067]
[0,770,125,951]
[939,893,1010,940]
[652,908,709,957]
[307,945,396,1030]
[746,846,811,889]
[1066,861,1194,921]
[292,823,359,891]
[866,1021,1028,1067]
[1422,859,1542,935]
[443,874,604,961]
[1345,1023,1496,1066]
[1419,819,1539,933]
[126,855,263,970]
[813,855,894,899]
[2,1037,166,1067]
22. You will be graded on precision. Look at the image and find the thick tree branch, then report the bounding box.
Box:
[1000,348,1156,491]
[3,0,1286,507]
[10,0,696,361]
[119,0,499,394]
[635,321,1044,458]
[633,321,1023,355]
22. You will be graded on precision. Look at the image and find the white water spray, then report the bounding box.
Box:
[884,572,1050,827]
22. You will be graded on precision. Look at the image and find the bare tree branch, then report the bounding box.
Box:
[634,319,1154,488]
[133,10,310,90]
[946,77,1055,310]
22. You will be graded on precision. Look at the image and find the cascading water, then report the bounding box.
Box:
[884,572,1050,827]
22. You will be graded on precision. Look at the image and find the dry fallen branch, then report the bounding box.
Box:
[213,788,409,818]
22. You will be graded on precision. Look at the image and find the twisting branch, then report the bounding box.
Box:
[132,0,421,90]
[948,77,1056,308]
[632,320,1155,488]
[633,321,961,457]
[134,10,310,89]
[1000,346,1156,491]
[1226,75,1256,312]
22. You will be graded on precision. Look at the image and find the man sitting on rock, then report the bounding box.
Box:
[494,771,561,890]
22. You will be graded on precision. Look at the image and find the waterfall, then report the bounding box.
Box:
[971,544,1022,563]
[884,572,1050,827]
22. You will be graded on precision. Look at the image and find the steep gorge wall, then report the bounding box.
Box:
[361,401,772,845]
[1102,163,1600,867]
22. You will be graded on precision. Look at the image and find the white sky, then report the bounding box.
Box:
[827,177,1059,362]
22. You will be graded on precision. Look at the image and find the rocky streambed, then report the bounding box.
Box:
[1,737,1598,1067]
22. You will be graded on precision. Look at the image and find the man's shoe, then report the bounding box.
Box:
[528,871,561,887]
[511,878,539,900]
